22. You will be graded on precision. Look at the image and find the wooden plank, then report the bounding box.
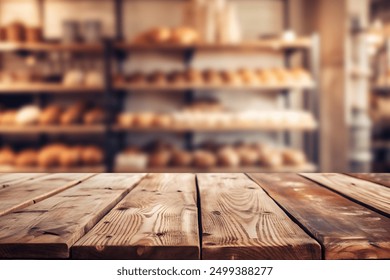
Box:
[113,163,317,173]
[0,173,47,187]
[249,173,390,259]
[346,173,390,188]
[0,173,95,217]
[0,173,145,259]
[197,173,321,260]
[72,174,199,260]
[301,173,390,216]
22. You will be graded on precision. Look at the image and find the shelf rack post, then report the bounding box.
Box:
[103,39,115,172]
[304,33,321,168]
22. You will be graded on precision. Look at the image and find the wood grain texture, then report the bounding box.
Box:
[301,173,390,216]
[346,174,390,189]
[249,173,390,260]
[0,173,47,188]
[197,173,321,260]
[0,173,94,217]
[0,173,145,259]
[72,174,199,260]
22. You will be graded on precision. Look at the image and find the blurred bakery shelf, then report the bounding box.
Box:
[0,83,104,94]
[115,38,313,52]
[112,122,318,133]
[114,82,316,92]
[114,163,317,173]
[0,165,105,173]
[0,125,105,134]
[0,42,103,53]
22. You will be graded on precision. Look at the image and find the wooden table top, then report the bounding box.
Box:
[0,173,389,260]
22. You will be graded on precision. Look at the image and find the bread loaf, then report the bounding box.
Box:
[171,149,193,167]
[0,147,16,165]
[148,150,171,167]
[81,146,104,165]
[15,149,38,167]
[83,107,105,125]
[193,150,217,168]
[60,102,87,125]
[15,105,41,125]
[39,105,62,125]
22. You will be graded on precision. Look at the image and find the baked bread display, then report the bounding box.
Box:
[83,107,105,125]
[170,27,199,44]
[37,143,67,168]
[133,112,155,127]
[0,110,17,125]
[171,149,193,167]
[15,149,38,167]
[81,145,104,165]
[193,150,217,168]
[15,105,41,125]
[39,105,62,125]
[117,113,135,127]
[148,150,172,167]
[60,102,87,125]
[217,147,240,167]
[282,149,306,166]
[0,147,16,165]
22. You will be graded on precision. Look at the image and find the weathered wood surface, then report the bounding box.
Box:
[0,174,145,259]
[197,173,321,260]
[301,173,390,216]
[249,173,390,259]
[0,174,46,186]
[0,173,94,217]
[72,174,199,260]
[346,174,390,189]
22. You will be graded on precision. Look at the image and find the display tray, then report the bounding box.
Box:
[0,173,388,260]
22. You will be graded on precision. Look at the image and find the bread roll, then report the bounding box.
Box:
[63,70,84,86]
[148,150,171,167]
[133,113,155,127]
[217,147,240,167]
[171,149,193,167]
[260,149,283,168]
[83,107,105,125]
[117,113,135,127]
[15,105,41,125]
[59,147,81,167]
[127,72,146,84]
[81,146,104,165]
[148,71,167,85]
[147,27,171,44]
[15,149,38,167]
[282,149,306,166]
[168,70,187,85]
[38,144,67,168]
[193,150,217,168]
[144,140,173,153]
[184,68,203,84]
[85,71,103,87]
[39,105,62,125]
[60,102,87,125]
[236,146,258,166]
[238,69,259,85]
[203,69,223,85]
[221,70,243,85]
[170,27,198,45]
[0,147,16,165]
[153,114,172,127]
[0,110,17,125]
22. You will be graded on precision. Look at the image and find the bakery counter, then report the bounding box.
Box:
[0,173,388,260]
